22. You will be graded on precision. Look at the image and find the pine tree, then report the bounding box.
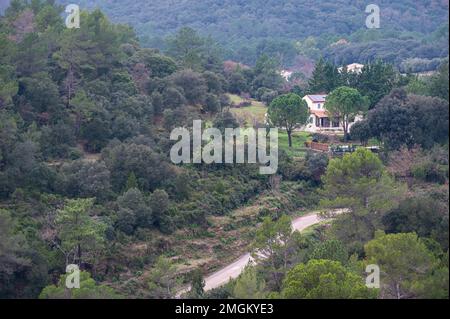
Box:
[188,269,205,299]
[308,57,342,94]
[125,172,138,191]
[55,199,106,267]
[308,57,331,93]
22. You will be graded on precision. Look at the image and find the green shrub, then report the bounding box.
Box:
[412,161,448,184]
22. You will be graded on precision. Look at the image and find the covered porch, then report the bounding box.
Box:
[312,110,341,129]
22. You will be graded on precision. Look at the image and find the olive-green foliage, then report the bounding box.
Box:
[102,142,173,192]
[147,256,179,299]
[69,0,448,66]
[320,148,406,254]
[231,266,266,299]
[308,239,348,265]
[383,194,449,250]
[325,86,368,140]
[39,271,122,299]
[115,188,152,234]
[56,198,106,266]
[360,90,449,150]
[186,269,206,299]
[59,160,112,200]
[0,209,31,297]
[252,215,299,290]
[365,232,448,299]
[0,0,448,300]
[429,61,449,101]
[268,93,309,147]
[282,259,377,299]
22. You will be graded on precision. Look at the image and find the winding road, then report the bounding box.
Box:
[203,212,325,291]
[178,211,337,296]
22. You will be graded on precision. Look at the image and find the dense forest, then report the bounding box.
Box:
[44,0,450,69]
[0,0,449,300]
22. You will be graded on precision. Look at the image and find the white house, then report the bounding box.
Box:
[280,70,293,81]
[338,63,364,74]
[302,94,362,133]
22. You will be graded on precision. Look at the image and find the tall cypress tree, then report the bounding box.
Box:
[308,57,340,93]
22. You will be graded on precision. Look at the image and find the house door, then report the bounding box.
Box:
[322,118,331,127]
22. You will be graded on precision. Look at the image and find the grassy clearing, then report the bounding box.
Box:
[228,94,268,126]
[228,94,265,107]
[230,106,267,126]
[278,130,311,158]
[226,94,312,158]
[228,94,245,104]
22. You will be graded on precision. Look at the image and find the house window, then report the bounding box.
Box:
[317,103,321,109]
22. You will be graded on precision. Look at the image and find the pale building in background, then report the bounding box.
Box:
[280,70,293,81]
[338,63,365,74]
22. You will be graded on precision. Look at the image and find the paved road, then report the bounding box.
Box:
[202,212,325,291]
[177,211,331,296]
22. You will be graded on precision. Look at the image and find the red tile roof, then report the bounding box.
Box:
[310,110,329,118]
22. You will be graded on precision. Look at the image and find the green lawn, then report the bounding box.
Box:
[228,94,268,126]
[228,94,245,104]
[227,94,311,158]
[230,105,267,125]
[278,130,311,158]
